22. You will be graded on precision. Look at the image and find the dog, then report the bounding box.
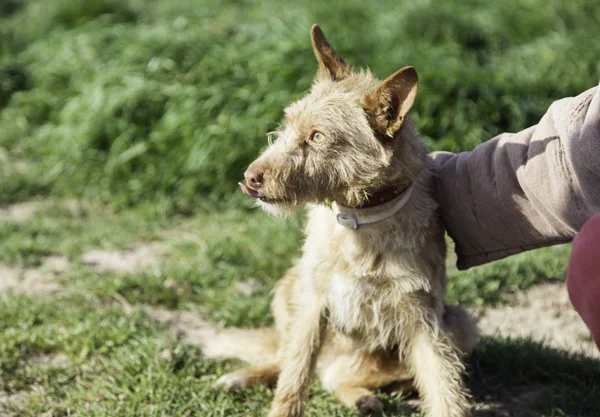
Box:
[212,25,478,417]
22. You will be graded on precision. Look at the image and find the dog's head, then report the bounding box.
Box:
[240,25,427,216]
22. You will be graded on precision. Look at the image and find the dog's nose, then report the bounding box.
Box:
[244,167,264,189]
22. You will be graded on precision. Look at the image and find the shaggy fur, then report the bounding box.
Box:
[212,25,478,417]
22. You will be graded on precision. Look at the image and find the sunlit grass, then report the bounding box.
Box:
[0,0,598,415]
[1,0,599,210]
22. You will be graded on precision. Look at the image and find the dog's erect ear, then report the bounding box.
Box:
[311,24,352,81]
[364,66,418,138]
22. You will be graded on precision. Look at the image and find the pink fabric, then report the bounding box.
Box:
[567,213,600,349]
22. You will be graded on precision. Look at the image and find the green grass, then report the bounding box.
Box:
[1,0,599,415]
[0,203,569,324]
[0,202,588,416]
[0,201,168,266]
[1,0,599,210]
[0,201,585,416]
[2,293,599,416]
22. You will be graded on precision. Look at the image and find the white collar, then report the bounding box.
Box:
[333,183,415,229]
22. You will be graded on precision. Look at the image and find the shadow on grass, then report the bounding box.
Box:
[468,337,599,416]
[379,336,599,417]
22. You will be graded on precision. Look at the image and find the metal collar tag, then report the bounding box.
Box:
[336,213,358,229]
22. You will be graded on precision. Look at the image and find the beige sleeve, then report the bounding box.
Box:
[432,83,600,270]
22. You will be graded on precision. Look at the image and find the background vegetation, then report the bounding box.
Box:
[2,0,599,211]
[0,0,599,416]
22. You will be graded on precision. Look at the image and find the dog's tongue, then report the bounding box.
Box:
[238,182,262,198]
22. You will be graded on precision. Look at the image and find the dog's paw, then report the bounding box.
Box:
[355,395,383,416]
[267,397,304,417]
[214,373,248,392]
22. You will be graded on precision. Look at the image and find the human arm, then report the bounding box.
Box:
[432,84,600,270]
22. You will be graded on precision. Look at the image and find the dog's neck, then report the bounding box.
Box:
[333,182,415,229]
[352,182,413,209]
[329,121,428,228]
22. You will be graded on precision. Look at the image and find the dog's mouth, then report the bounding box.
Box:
[238,182,288,205]
[238,182,264,199]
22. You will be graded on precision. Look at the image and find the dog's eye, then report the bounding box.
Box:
[310,131,325,144]
[266,131,278,146]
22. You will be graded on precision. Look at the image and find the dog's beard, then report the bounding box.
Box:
[255,199,299,217]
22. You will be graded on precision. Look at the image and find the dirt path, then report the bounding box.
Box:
[0,257,67,295]
[471,282,598,358]
[80,242,169,274]
[0,201,42,223]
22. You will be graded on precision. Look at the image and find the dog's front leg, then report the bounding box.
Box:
[267,289,325,417]
[407,320,471,417]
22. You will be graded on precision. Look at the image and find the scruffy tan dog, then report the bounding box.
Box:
[213,25,478,417]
